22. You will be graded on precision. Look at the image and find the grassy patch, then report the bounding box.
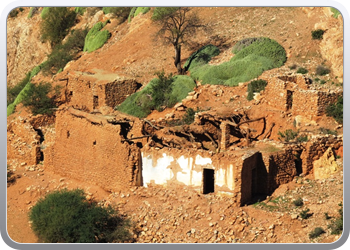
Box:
[189,37,286,86]
[296,67,308,74]
[183,44,220,71]
[134,7,151,16]
[330,8,341,18]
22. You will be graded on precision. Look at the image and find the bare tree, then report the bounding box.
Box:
[152,7,202,74]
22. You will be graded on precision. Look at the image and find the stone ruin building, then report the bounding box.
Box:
[7,74,343,206]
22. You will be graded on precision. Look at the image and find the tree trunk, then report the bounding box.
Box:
[174,44,183,74]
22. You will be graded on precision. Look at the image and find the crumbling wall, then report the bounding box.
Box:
[7,117,41,165]
[263,150,297,194]
[47,109,141,192]
[264,77,288,110]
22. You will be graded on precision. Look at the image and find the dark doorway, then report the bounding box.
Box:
[286,90,293,110]
[93,95,99,109]
[203,169,215,194]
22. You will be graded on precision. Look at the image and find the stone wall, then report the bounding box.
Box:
[46,109,141,192]
[264,75,342,118]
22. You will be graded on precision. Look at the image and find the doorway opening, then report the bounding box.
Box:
[203,169,215,194]
[93,95,99,109]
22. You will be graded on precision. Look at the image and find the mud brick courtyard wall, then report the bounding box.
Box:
[64,72,140,112]
[45,109,141,192]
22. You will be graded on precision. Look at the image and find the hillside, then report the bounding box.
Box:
[6,7,343,244]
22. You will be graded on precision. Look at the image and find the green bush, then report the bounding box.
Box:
[27,7,39,18]
[9,9,19,18]
[300,208,311,219]
[134,7,151,16]
[330,8,341,18]
[278,129,298,142]
[309,227,325,239]
[297,67,308,74]
[103,7,132,23]
[319,127,337,136]
[293,197,304,207]
[83,21,111,52]
[316,65,331,76]
[190,37,286,86]
[182,108,196,125]
[247,79,267,101]
[326,96,343,124]
[127,7,137,22]
[7,72,31,105]
[40,7,50,19]
[183,44,220,71]
[312,29,325,40]
[22,82,60,115]
[41,28,88,75]
[74,7,86,15]
[7,103,16,117]
[151,7,179,21]
[232,37,264,54]
[29,189,131,243]
[117,74,196,118]
[329,202,343,235]
[40,7,77,46]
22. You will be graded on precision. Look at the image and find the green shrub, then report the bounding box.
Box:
[7,72,31,105]
[27,7,39,18]
[134,7,151,16]
[117,74,196,118]
[300,208,311,219]
[128,7,137,22]
[29,189,131,243]
[319,127,337,136]
[103,7,132,22]
[232,37,264,53]
[326,96,343,124]
[182,108,196,125]
[74,7,86,15]
[316,65,331,76]
[183,44,220,71]
[278,129,298,142]
[312,29,325,40]
[42,28,88,75]
[151,7,179,21]
[247,79,267,100]
[83,21,111,52]
[190,37,286,86]
[296,134,308,142]
[297,67,308,74]
[22,82,60,115]
[40,7,77,47]
[7,103,16,117]
[9,9,19,18]
[309,227,325,239]
[329,202,343,235]
[330,8,341,18]
[293,197,304,207]
[289,64,297,70]
[40,7,50,19]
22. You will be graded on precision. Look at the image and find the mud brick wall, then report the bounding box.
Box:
[105,79,140,107]
[66,74,140,111]
[263,150,297,194]
[47,110,141,192]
